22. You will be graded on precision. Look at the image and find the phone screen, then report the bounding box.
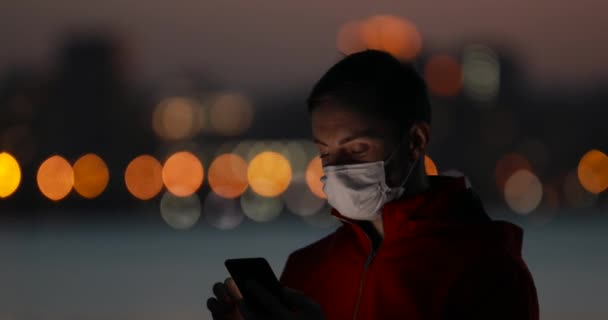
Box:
[224,257,284,315]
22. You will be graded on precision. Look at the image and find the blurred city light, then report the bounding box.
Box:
[424,54,463,97]
[160,191,201,230]
[209,93,254,136]
[337,15,422,61]
[425,155,438,176]
[124,155,163,200]
[495,153,532,191]
[282,140,309,177]
[208,153,249,199]
[162,151,204,197]
[462,45,500,102]
[577,149,608,194]
[240,189,283,222]
[37,155,74,201]
[72,153,109,199]
[504,169,543,215]
[305,156,326,199]
[336,21,367,55]
[203,191,245,230]
[152,96,205,140]
[0,152,21,198]
[563,171,597,208]
[247,151,292,197]
[282,181,326,217]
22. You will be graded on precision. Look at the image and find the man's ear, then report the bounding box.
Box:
[409,122,431,160]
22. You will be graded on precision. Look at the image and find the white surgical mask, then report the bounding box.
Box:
[320,142,418,221]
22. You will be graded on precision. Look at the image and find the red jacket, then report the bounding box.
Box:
[280,176,539,320]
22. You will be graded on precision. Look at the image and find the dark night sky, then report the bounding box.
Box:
[2,0,607,94]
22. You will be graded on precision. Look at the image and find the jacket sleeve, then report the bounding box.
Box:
[442,254,539,320]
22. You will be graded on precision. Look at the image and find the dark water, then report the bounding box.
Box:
[0,211,606,320]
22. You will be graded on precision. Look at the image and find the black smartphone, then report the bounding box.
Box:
[224,257,285,315]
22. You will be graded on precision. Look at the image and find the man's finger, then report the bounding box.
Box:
[245,280,291,320]
[225,277,243,300]
[207,297,223,314]
[213,282,233,305]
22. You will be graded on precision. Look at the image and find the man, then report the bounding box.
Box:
[207,50,539,320]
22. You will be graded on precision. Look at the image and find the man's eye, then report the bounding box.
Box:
[350,144,369,154]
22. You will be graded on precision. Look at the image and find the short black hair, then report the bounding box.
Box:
[307,50,431,136]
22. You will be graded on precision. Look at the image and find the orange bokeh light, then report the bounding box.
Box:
[247,151,292,197]
[37,155,74,201]
[577,149,608,194]
[337,15,422,61]
[73,153,109,199]
[336,21,367,55]
[495,153,532,191]
[425,55,463,97]
[425,155,438,176]
[125,155,164,200]
[208,153,249,199]
[162,151,204,197]
[305,156,326,199]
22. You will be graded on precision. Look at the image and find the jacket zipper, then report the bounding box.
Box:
[352,228,379,320]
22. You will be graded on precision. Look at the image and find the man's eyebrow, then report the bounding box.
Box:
[313,129,381,147]
[313,137,328,146]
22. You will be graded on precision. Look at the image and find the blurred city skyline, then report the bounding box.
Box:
[2,0,608,95]
[1,13,607,221]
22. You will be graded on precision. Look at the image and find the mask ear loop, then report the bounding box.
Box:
[398,156,419,189]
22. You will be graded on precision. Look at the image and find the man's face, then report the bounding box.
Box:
[311,102,398,168]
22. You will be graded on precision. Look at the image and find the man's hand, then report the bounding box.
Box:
[239,280,325,320]
[207,278,244,320]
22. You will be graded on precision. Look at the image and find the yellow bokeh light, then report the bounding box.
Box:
[37,155,74,201]
[247,151,292,197]
[125,155,163,200]
[73,153,109,199]
[305,156,326,199]
[424,55,463,97]
[425,155,438,176]
[504,169,543,215]
[162,151,204,197]
[208,153,249,199]
[577,149,608,194]
[0,152,21,198]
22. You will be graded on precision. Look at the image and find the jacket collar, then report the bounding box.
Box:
[331,176,482,246]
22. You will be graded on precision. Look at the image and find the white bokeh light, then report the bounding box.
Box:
[160,191,201,230]
[203,191,245,230]
[240,189,283,223]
